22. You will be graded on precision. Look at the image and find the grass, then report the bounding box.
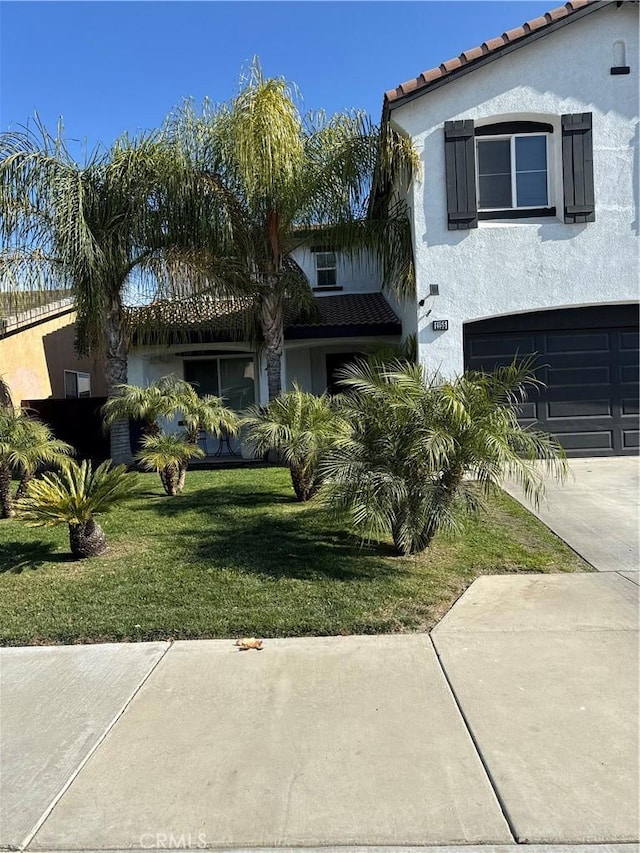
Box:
[0,467,590,646]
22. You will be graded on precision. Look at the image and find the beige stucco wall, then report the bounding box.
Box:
[0,311,107,404]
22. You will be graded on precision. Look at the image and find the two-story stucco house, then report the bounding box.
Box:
[384,0,639,457]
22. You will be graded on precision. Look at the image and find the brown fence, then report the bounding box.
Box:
[23,397,110,462]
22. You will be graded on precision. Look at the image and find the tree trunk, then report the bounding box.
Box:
[160,465,179,496]
[68,519,108,559]
[105,296,132,466]
[0,463,15,518]
[260,288,284,401]
[289,464,317,502]
[177,464,187,494]
[15,470,32,500]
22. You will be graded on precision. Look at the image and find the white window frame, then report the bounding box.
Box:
[64,370,91,398]
[313,250,338,288]
[476,133,551,212]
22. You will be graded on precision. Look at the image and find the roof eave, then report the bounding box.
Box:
[385,0,610,113]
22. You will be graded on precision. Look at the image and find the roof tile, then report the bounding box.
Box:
[385,0,602,106]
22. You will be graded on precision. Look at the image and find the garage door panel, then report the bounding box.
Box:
[545,332,610,353]
[552,430,614,452]
[516,402,538,420]
[467,335,536,359]
[464,306,639,457]
[619,330,639,350]
[547,399,612,419]
[546,366,610,387]
[620,364,639,384]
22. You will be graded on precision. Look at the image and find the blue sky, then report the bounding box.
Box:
[1,1,555,157]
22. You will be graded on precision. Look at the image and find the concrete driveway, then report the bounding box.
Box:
[504,456,639,572]
[1,572,638,850]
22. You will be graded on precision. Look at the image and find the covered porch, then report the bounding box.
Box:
[127,292,403,459]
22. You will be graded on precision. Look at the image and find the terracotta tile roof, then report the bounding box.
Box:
[385,0,604,107]
[127,292,401,343]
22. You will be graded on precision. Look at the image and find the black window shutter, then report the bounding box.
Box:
[562,113,595,223]
[444,119,478,230]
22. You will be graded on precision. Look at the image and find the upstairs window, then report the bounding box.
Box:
[313,250,337,288]
[445,115,593,229]
[477,134,549,211]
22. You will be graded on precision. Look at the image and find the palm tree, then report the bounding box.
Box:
[0,407,72,518]
[102,374,239,488]
[243,385,346,501]
[17,459,137,558]
[102,374,194,439]
[168,60,419,400]
[321,358,567,556]
[0,120,239,464]
[12,418,73,499]
[135,432,204,496]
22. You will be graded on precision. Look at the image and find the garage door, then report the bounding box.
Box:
[464,305,639,457]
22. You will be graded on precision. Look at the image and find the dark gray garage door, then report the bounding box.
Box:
[464,305,639,457]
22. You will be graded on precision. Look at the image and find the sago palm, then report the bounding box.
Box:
[0,407,72,518]
[0,120,240,464]
[18,459,137,558]
[322,358,567,556]
[136,432,205,496]
[167,59,419,399]
[243,385,345,501]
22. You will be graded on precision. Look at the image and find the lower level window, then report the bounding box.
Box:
[64,370,91,398]
[477,134,549,211]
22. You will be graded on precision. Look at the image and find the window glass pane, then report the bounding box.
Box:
[317,268,337,287]
[219,358,255,412]
[516,171,548,207]
[315,252,335,269]
[515,135,547,172]
[64,371,78,398]
[184,360,220,397]
[479,174,512,209]
[77,373,91,398]
[477,140,511,176]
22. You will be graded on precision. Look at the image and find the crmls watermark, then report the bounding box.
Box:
[139,832,208,849]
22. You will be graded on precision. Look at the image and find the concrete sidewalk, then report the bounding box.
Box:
[504,456,639,572]
[1,574,638,849]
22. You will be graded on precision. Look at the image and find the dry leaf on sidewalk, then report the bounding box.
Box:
[235,637,263,650]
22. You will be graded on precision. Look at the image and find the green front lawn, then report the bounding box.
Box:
[0,467,589,645]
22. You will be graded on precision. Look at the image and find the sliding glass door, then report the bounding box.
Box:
[183,355,255,455]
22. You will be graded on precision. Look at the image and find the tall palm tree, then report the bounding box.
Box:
[0,120,238,464]
[322,358,567,556]
[168,60,419,400]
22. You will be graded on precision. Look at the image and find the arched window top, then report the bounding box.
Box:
[475,120,553,137]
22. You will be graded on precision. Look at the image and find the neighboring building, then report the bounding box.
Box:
[0,298,108,405]
[384,0,639,456]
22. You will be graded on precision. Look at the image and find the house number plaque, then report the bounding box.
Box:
[432,319,449,331]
